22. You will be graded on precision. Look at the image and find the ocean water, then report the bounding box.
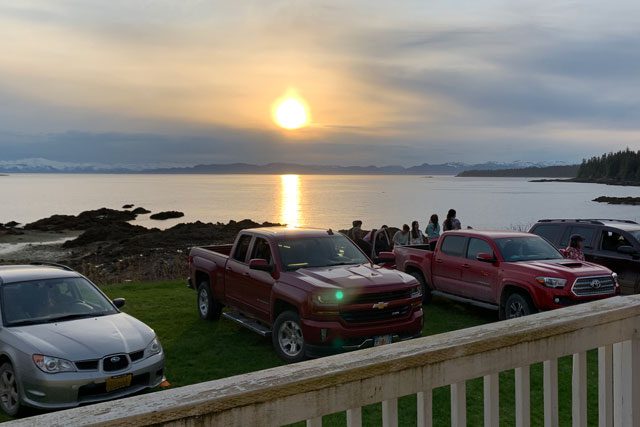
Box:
[2,174,640,231]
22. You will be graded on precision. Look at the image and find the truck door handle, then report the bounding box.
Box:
[243,272,250,277]
[226,267,233,272]
[435,259,444,264]
[462,264,470,268]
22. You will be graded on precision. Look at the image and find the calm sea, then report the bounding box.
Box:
[2,174,640,231]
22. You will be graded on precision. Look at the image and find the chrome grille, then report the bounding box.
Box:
[572,276,616,296]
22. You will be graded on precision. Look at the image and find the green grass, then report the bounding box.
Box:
[9,281,602,425]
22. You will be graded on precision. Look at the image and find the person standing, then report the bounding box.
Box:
[347,220,363,241]
[393,224,410,247]
[443,209,462,231]
[409,220,425,245]
[564,235,586,261]
[426,214,441,250]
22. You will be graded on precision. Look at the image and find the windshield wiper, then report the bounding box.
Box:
[6,319,44,327]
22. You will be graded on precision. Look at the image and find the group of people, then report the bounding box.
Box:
[346,209,463,254]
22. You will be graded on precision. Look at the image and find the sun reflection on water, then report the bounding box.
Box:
[280,174,301,228]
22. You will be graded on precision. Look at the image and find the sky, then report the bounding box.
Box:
[1,0,639,166]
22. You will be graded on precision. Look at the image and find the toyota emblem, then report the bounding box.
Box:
[590,279,601,289]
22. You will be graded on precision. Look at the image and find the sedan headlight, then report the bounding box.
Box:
[144,337,162,358]
[32,354,76,374]
[535,277,567,289]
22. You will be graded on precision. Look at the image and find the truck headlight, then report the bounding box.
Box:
[312,290,344,306]
[410,285,422,299]
[32,354,77,374]
[144,337,162,358]
[535,277,567,289]
[612,273,619,285]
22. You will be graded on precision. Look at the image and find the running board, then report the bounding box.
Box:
[431,291,500,311]
[222,311,272,337]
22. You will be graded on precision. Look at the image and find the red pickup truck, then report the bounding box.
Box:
[394,230,619,319]
[188,227,423,362]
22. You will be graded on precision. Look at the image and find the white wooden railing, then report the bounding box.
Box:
[8,296,640,427]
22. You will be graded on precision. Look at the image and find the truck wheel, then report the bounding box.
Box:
[197,282,222,321]
[0,363,22,417]
[407,271,431,304]
[272,311,306,363]
[503,293,534,320]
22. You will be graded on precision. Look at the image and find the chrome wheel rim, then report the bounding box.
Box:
[278,320,304,357]
[198,289,209,317]
[508,300,525,318]
[0,370,18,413]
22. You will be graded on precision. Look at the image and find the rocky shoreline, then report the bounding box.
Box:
[0,207,280,284]
[593,196,640,206]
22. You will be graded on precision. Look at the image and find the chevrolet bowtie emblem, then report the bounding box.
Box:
[372,302,389,310]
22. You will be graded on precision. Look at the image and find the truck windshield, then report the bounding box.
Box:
[495,236,563,262]
[277,235,369,271]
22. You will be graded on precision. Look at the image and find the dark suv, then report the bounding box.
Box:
[530,219,640,294]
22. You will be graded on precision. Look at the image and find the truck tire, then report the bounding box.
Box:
[503,292,535,320]
[272,311,306,363]
[0,363,22,417]
[407,270,431,304]
[197,282,222,321]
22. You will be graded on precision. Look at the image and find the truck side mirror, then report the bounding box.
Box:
[249,258,274,272]
[476,252,497,263]
[617,245,638,255]
[374,251,396,264]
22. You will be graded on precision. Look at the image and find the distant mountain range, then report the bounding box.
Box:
[457,164,579,178]
[0,158,574,175]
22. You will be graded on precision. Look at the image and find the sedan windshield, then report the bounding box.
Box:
[629,230,640,242]
[1,277,117,327]
[496,236,563,262]
[278,235,369,271]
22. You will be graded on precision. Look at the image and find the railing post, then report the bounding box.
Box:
[307,416,322,427]
[572,352,587,427]
[598,345,613,427]
[483,374,499,427]
[382,399,398,427]
[346,407,362,427]
[617,338,640,426]
[543,359,558,427]
[515,366,530,427]
[613,342,623,427]
[451,381,466,427]
[416,390,432,427]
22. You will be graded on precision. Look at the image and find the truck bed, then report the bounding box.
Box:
[194,244,234,256]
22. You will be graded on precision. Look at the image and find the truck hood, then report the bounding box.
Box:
[289,264,416,290]
[8,313,155,360]
[513,259,612,277]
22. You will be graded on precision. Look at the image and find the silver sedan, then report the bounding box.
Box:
[0,264,165,416]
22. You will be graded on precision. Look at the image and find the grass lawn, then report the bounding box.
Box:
[7,280,601,425]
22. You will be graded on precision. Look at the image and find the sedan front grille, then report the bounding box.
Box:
[572,276,616,296]
[102,354,130,372]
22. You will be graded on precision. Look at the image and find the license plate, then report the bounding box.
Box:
[374,335,393,347]
[105,374,132,392]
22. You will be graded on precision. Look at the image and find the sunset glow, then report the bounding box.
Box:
[272,92,310,130]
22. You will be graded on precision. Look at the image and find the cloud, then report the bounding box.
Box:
[1,1,640,165]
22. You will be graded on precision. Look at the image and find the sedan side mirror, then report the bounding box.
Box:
[374,251,396,264]
[112,298,126,309]
[617,245,638,255]
[249,258,274,272]
[476,252,497,263]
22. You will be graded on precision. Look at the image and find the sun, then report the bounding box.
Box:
[272,91,310,130]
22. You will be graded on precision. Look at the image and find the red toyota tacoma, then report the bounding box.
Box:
[394,230,619,319]
[188,227,423,362]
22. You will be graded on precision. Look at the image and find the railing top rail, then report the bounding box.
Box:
[9,295,640,427]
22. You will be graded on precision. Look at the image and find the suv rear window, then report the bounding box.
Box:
[560,226,597,248]
[440,235,466,257]
[233,234,252,262]
[532,224,563,244]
